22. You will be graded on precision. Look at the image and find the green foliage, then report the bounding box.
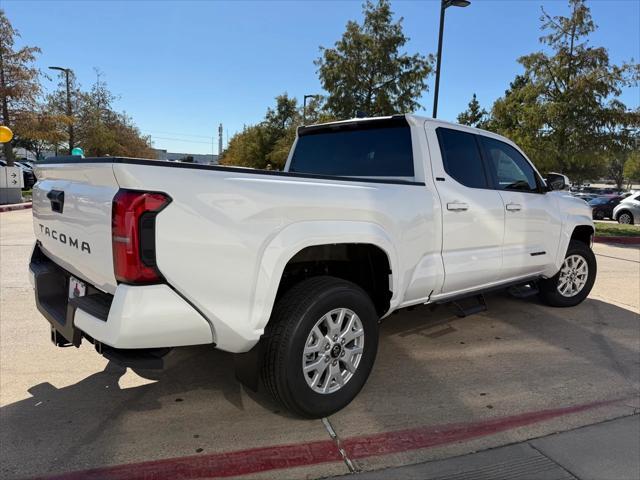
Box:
[457,94,489,129]
[487,0,639,183]
[13,109,67,159]
[221,93,305,170]
[0,9,41,163]
[75,72,154,158]
[221,124,273,169]
[624,150,640,185]
[595,222,639,238]
[315,0,432,119]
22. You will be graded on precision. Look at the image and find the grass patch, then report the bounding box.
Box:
[595,222,640,237]
[21,189,32,202]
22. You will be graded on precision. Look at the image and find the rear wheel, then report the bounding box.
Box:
[261,276,379,418]
[539,240,596,307]
[593,210,605,220]
[617,211,634,224]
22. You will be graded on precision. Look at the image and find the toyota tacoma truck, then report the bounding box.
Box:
[29,115,596,418]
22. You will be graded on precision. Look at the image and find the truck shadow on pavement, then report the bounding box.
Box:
[1,296,638,479]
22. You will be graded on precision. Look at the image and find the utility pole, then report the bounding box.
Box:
[49,66,75,154]
[218,123,223,157]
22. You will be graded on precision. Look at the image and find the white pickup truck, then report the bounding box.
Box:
[30,115,596,417]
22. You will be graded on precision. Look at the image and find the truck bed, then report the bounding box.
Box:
[33,157,438,352]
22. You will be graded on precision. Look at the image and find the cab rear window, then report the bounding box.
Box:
[289,119,414,178]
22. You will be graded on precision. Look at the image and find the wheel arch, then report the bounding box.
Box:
[545,214,594,278]
[249,221,399,336]
[571,224,595,246]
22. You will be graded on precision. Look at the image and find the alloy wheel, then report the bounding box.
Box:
[557,254,589,297]
[302,308,364,394]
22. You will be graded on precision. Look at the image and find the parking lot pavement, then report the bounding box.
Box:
[1,208,639,480]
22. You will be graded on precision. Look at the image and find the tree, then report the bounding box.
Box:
[0,10,41,164]
[75,71,154,158]
[221,93,302,170]
[489,0,638,183]
[220,124,272,169]
[457,94,489,128]
[315,0,433,119]
[12,108,67,159]
[623,151,640,188]
[265,94,299,131]
[47,69,83,154]
[601,105,640,189]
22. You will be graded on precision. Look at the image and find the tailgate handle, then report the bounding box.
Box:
[47,190,65,213]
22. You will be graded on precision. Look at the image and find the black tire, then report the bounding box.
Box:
[617,210,634,225]
[261,276,379,418]
[539,240,597,307]
[593,210,605,220]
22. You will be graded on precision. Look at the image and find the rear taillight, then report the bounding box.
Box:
[112,190,171,284]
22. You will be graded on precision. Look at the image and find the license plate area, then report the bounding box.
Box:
[68,276,86,299]
[31,244,113,348]
[31,245,82,346]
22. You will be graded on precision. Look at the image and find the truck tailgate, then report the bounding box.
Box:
[32,163,119,294]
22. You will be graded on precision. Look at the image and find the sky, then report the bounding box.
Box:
[3,0,640,155]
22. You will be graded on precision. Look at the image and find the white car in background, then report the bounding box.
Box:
[613,193,640,224]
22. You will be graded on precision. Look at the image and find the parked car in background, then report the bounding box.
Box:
[0,159,36,189]
[589,196,623,220]
[573,193,598,203]
[613,193,640,224]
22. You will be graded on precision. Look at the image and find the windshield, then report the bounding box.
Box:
[589,198,608,206]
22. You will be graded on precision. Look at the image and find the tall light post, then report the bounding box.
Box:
[303,94,321,125]
[432,0,470,119]
[49,66,74,154]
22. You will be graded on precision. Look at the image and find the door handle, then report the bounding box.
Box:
[447,202,469,212]
[506,203,522,212]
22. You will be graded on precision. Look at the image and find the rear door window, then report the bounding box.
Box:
[289,120,414,178]
[436,127,489,189]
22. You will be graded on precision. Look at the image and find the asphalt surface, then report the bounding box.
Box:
[1,209,639,479]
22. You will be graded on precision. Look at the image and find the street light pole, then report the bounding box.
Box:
[303,94,321,125]
[49,66,74,154]
[432,0,470,119]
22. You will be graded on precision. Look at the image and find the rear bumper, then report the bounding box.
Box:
[30,244,214,350]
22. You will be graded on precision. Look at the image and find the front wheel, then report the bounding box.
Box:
[539,240,597,307]
[261,276,379,418]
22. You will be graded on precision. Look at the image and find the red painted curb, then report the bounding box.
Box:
[33,397,626,480]
[594,235,640,245]
[0,202,32,213]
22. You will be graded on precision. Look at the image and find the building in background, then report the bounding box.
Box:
[153,149,218,165]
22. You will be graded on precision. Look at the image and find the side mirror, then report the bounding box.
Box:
[545,173,567,191]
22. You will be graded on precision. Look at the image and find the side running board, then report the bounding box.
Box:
[450,294,487,318]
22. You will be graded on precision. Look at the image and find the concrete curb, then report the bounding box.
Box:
[0,202,32,213]
[594,235,640,245]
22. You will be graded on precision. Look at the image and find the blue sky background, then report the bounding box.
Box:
[4,0,640,155]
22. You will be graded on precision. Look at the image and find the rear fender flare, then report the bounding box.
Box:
[249,220,398,335]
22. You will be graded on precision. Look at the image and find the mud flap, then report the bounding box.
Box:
[233,342,263,392]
